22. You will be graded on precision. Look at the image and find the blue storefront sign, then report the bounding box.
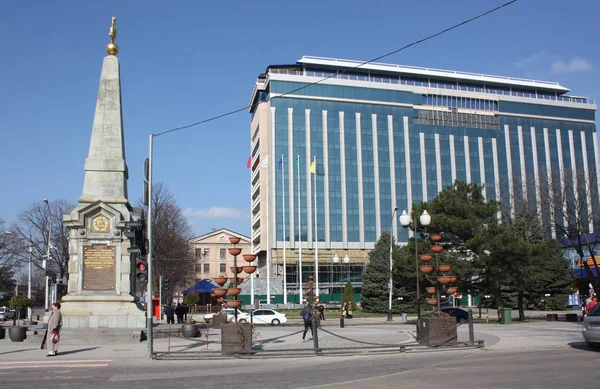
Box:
[568,293,581,306]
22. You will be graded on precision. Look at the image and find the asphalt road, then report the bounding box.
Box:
[0,319,598,389]
[0,346,598,389]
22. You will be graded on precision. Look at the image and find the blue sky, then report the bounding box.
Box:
[1,0,598,237]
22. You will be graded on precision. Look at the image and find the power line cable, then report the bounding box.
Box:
[156,0,518,137]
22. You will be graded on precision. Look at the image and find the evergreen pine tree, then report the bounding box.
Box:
[362,232,392,313]
[343,281,356,311]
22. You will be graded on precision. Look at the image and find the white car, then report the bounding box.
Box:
[0,307,15,321]
[204,308,250,323]
[250,309,287,325]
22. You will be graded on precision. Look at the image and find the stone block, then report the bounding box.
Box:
[108,316,118,328]
[78,316,90,328]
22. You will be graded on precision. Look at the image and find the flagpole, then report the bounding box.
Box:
[313,156,319,297]
[248,155,255,305]
[297,155,302,302]
[282,154,287,304]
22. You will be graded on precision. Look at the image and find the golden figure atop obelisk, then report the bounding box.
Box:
[106,14,119,56]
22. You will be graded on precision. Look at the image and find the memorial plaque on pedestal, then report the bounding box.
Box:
[83,245,116,290]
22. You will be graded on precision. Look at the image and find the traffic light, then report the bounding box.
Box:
[163,278,169,290]
[136,256,148,282]
[125,219,146,256]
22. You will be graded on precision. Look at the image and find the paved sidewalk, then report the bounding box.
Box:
[0,309,586,366]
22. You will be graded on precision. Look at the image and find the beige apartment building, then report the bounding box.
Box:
[188,228,252,282]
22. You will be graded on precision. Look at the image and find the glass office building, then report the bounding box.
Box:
[248,56,598,299]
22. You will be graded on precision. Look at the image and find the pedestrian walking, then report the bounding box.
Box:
[175,303,185,323]
[166,303,175,324]
[346,302,353,319]
[587,295,598,313]
[41,302,62,357]
[301,303,313,341]
[318,304,325,320]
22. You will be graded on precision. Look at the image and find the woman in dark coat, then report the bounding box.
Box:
[41,302,63,357]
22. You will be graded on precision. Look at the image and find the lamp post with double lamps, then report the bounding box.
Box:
[332,254,350,301]
[399,209,431,320]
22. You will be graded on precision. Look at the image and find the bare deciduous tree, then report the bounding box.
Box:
[540,168,600,292]
[8,200,71,283]
[0,217,18,293]
[142,183,194,302]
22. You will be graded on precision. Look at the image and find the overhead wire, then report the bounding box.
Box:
[156,0,518,137]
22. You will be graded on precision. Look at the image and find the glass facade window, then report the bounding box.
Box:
[422,94,498,111]
[220,263,226,274]
[257,61,597,254]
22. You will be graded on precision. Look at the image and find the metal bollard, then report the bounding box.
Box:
[468,309,475,346]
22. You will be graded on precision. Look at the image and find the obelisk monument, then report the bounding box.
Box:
[61,15,146,329]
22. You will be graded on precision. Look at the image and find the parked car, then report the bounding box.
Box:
[204,308,250,323]
[0,306,15,321]
[582,303,600,350]
[250,309,287,325]
[441,307,470,323]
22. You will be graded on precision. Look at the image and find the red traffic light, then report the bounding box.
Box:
[136,259,148,282]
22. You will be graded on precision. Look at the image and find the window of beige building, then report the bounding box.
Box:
[220,248,226,258]
[220,263,226,273]
[203,248,210,257]
[194,248,202,258]
[195,263,202,273]
[203,263,210,273]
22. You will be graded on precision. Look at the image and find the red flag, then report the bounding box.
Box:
[247,156,252,168]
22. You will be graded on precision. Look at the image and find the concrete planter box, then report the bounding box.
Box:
[417,316,457,346]
[221,322,253,355]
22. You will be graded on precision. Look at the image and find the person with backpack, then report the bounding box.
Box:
[301,302,313,341]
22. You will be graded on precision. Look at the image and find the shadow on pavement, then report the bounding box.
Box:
[55,347,100,356]
[0,348,39,356]
[568,341,599,353]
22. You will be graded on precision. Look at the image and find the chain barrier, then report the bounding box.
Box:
[319,327,419,347]
[162,326,304,351]
[253,329,304,344]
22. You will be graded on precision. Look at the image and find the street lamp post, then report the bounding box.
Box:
[332,254,338,301]
[43,199,51,312]
[388,207,398,321]
[332,254,339,301]
[343,254,350,284]
[27,246,33,320]
[399,209,431,321]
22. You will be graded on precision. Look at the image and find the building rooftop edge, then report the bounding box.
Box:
[297,55,570,93]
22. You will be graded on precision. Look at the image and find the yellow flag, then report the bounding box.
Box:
[310,161,316,173]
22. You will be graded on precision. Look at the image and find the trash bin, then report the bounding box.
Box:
[401,313,407,321]
[500,308,512,324]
